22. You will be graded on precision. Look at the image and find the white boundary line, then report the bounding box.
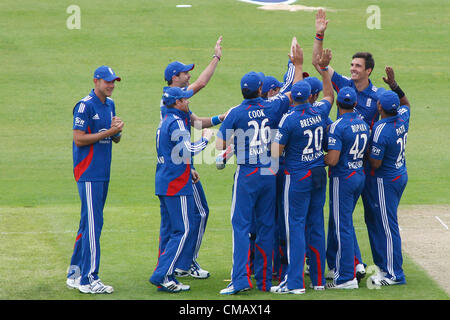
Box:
[435,216,449,230]
[238,0,297,5]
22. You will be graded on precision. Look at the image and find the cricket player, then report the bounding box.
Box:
[365,76,410,286]
[150,87,213,293]
[313,9,380,129]
[324,87,370,289]
[216,40,304,295]
[67,65,124,294]
[270,60,334,293]
[313,9,369,279]
[161,36,226,279]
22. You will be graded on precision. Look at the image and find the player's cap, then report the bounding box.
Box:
[262,76,283,94]
[377,89,400,112]
[94,66,121,82]
[304,77,323,95]
[241,72,263,92]
[291,80,311,102]
[162,87,194,106]
[164,61,195,82]
[257,72,265,83]
[337,86,357,106]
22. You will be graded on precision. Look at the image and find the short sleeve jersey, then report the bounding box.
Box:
[327,112,370,177]
[331,71,380,128]
[218,94,290,167]
[72,89,116,182]
[274,102,329,172]
[369,105,410,179]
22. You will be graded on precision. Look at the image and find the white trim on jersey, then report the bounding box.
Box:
[78,103,86,113]
[230,165,241,280]
[280,62,295,94]
[165,195,189,283]
[81,95,92,102]
[278,111,293,128]
[192,183,207,260]
[333,177,342,282]
[85,182,97,284]
[373,122,386,143]
[329,118,343,134]
[377,177,396,280]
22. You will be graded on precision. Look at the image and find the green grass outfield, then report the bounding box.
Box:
[0,0,449,302]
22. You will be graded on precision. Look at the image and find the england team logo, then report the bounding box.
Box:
[237,0,297,5]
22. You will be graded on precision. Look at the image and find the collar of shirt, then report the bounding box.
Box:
[377,114,399,124]
[341,111,359,119]
[242,97,265,106]
[292,102,311,112]
[164,106,190,120]
[89,89,109,106]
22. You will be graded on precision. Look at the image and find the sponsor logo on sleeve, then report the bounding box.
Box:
[74,117,85,127]
[371,145,381,156]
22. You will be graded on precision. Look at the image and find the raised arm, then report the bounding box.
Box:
[382,66,410,108]
[312,8,334,77]
[188,36,223,94]
[289,37,304,85]
[315,48,334,105]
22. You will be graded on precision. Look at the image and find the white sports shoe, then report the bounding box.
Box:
[370,272,406,286]
[78,279,114,294]
[66,277,80,289]
[271,284,305,295]
[219,283,251,295]
[174,268,189,277]
[326,278,358,289]
[171,277,190,291]
[175,263,210,279]
[156,280,182,293]
[188,263,210,279]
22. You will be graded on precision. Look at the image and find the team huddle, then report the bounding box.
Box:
[67,9,410,295]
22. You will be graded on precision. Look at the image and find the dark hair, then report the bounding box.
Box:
[167,79,173,85]
[352,52,375,74]
[242,88,259,99]
[337,101,354,110]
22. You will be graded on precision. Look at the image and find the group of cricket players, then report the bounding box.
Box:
[68,9,410,295]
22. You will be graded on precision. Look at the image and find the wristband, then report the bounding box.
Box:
[112,131,122,139]
[315,33,324,41]
[211,115,223,126]
[212,54,221,61]
[320,66,328,71]
[392,84,405,99]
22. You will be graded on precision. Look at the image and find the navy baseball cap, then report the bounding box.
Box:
[162,87,194,106]
[94,66,121,81]
[164,61,195,82]
[262,76,283,94]
[241,72,263,92]
[337,86,357,106]
[291,80,311,102]
[377,89,400,112]
[304,77,323,95]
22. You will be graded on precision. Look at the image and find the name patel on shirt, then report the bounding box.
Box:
[299,115,322,128]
